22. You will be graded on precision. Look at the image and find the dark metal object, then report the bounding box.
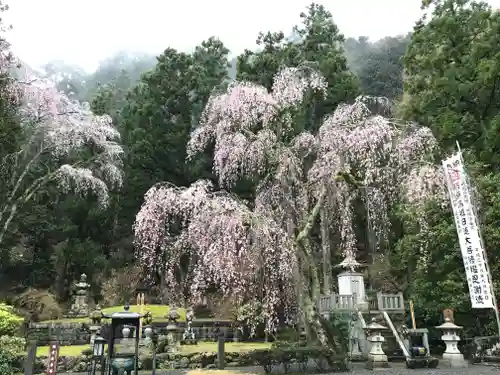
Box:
[405,331,439,369]
[88,335,106,375]
[102,304,145,375]
[406,356,439,369]
[406,344,439,368]
[410,346,427,357]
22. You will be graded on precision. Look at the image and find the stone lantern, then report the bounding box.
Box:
[68,273,90,317]
[165,305,180,353]
[436,317,467,368]
[364,317,389,369]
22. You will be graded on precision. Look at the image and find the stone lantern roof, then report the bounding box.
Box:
[365,317,387,331]
[336,253,364,272]
[436,317,462,330]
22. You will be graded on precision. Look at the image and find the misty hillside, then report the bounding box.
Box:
[39,34,408,107]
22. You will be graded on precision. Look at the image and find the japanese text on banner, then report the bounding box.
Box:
[442,153,494,309]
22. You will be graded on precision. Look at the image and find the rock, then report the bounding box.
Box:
[179,357,190,368]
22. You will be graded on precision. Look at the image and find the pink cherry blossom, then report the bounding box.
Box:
[134,180,296,331]
[17,75,124,203]
[311,96,442,262]
[135,67,442,332]
[0,67,124,246]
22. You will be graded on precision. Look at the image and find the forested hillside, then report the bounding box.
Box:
[1,0,499,337]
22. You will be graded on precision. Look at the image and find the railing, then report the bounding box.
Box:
[318,292,405,314]
[377,292,404,311]
[318,294,356,312]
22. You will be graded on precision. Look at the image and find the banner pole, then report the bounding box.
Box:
[457,144,500,337]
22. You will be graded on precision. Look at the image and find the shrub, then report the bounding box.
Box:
[0,336,25,355]
[275,326,300,343]
[250,346,348,374]
[0,335,26,375]
[14,289,62,322]
[0,351,14,375]
[321,312,351,355]
[0,304,23,336]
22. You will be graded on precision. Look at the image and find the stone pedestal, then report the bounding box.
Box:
[364,318,389,369]
[436,317,467,368]
[337,272,366,304]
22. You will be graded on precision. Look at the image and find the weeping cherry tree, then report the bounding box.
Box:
[134,67,444,347]
[0,59,124,246]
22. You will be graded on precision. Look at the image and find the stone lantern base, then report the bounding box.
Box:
[366,355,390,370]
[441,353,467,368]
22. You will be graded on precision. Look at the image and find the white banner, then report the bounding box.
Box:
[442,153,494,309]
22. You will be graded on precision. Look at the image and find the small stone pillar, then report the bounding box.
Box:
[436,317,467,368]
[89,325,100,346]
[89,305,102,345]
[364,317,389,369]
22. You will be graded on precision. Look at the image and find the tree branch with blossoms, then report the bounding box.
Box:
[0,72,124,248]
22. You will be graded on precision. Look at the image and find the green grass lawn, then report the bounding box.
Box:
[36,341,271,357]
[39,305,187,324]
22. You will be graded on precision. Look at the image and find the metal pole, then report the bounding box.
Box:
[459,148,500,338]
[99,356,105,375]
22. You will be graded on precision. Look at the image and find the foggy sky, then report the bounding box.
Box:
[5,0,500,72]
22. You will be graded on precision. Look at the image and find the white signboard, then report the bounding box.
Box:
[442,153,494,308]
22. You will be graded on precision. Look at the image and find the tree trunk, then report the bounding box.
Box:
[295,190,330,347]
[320,209,331,294]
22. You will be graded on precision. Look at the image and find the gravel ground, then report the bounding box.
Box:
[60,363,500,375]
[347,363,499,375]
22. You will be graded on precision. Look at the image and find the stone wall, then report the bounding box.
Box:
[27,323,90,346]
[27,320,236,346]
[30,351,255,374]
